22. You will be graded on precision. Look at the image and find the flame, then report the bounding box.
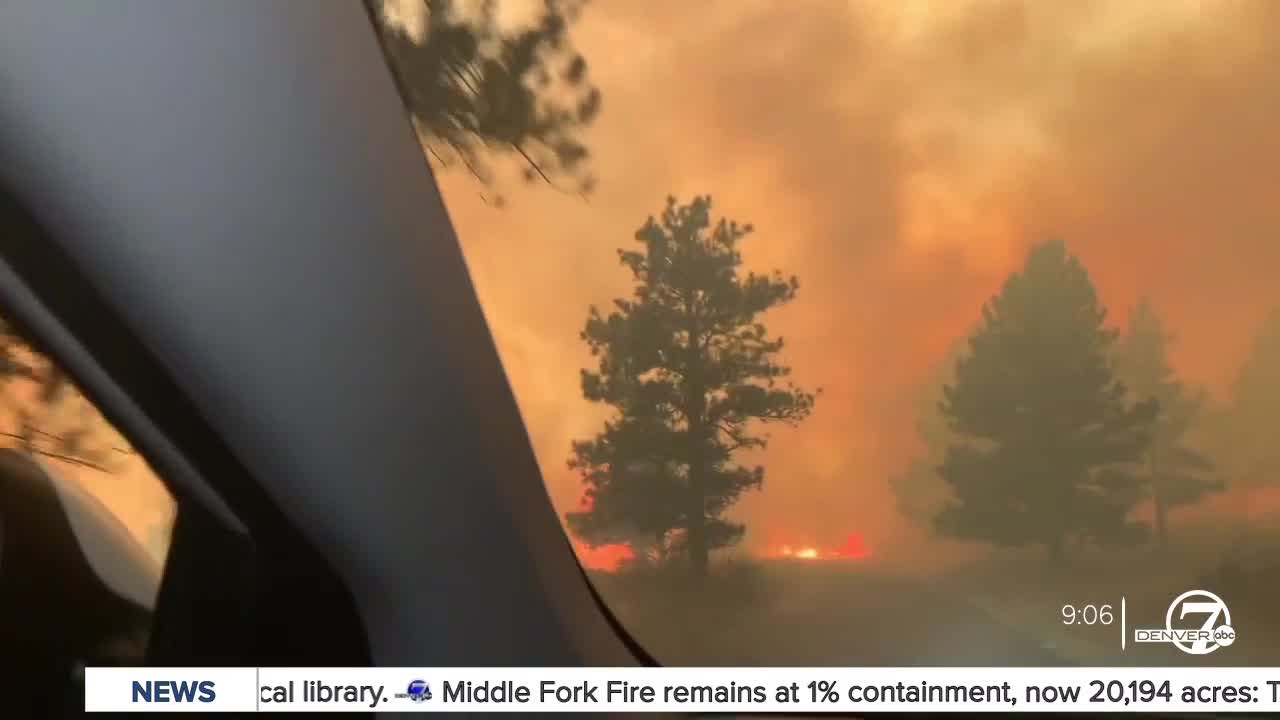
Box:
[834,532,871,560]
[764,532,871,561]
[574,532,871,569]
[569,495,636,571]
[574,542,634,571]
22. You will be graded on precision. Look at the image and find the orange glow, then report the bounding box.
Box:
[764,533,872,561]
[834,532,871,560]
[440,0,1280,572]
[575,542,634,571]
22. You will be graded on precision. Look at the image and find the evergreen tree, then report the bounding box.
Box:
[935,239,1158,563]
[369,0,602,201]
[566,196,817,576]
[1112,299,1221,546]
[1215,308,1280,488]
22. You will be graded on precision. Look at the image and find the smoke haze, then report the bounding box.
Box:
[438,0,1280,566]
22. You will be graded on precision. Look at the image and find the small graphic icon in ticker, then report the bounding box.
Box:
[396,679,432,703]
[1134,589,1236,655]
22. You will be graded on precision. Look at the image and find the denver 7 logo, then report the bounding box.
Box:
[1134,589,1236,655]
[1166,590,1236,655]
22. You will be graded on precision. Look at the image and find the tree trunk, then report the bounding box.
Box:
[683,295,710,580]
[684,405,710,579]
[1147,454,1170,548]
[687,496,709,578]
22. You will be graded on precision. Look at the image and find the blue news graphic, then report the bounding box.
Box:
[131,680,217,703]
[395,679,432,703]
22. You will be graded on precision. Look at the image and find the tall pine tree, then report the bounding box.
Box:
[566,196,817,576]
[1112,299,1222,546]
[935,239,1158,563]
[1211,308,1280,490]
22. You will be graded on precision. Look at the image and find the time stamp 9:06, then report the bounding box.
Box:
[1062,602,1119,628]
[1062,603,1119,626]
[1061,600,1126,648]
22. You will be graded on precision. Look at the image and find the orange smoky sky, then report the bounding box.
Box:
[436,0,1280,567]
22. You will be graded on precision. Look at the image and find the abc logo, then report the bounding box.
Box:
[1214,626,1236,647]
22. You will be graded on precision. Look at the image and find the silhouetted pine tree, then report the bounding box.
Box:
[935,239,1158,563]
[567,196,817,576]
[1111,299,1221,546]
[1213,308,1280,489]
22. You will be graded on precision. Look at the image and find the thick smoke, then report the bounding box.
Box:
[440,0,1280,566]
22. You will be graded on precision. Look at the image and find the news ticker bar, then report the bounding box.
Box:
[87,666,1280,713]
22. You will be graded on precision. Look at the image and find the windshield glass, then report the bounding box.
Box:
[372,0,1280,667]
